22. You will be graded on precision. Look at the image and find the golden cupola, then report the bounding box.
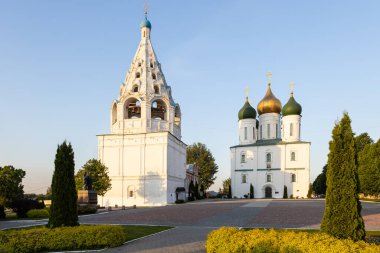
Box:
[257,73,282,115]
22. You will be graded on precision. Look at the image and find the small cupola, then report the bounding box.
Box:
[282,91,302,116]
[238,97,257,120]
[140,16,152,29]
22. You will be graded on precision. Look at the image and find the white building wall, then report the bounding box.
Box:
[282,115,301,142]
[258,113,281,140]
[238,118,257,144]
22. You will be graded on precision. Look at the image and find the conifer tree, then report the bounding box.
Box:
[250,184,254,199]
[283,185,288,199]
[48,141,78,228]
[321,113,365,241]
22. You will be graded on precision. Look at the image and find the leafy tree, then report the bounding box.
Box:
[186,143,218,191]
[313,165,327,196]
[358,139,380,196]
[45,186,52,200]
[48,141,78,228]
[222,178,231,196]
[283,185,288,199]
[250,184,254,199]
[321,113,365,241]
[0,166,26,218]
[75,159,112,197]
[188,180,195,201]
[354,133,373,156]
[194,182,199,199]
[307,183,313,198]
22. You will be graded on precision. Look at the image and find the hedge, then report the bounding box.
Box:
[206,227,380,253]
[0,225,127,253]
[26,209,49,219]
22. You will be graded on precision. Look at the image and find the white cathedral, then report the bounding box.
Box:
[97,13,187,206]
[230,79,311,199]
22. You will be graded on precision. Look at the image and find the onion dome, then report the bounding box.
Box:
[140,16,152,29]
[238,97,257,120]
[257,84,282,115]
[282,92,302,116]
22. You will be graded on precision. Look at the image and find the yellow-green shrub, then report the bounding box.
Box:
[206,227,380,253]
[0,225,127,253]
[26,209,49,218]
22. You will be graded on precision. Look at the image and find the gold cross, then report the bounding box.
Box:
[244,85,249,98]
[267,71,272,84]
[144,1,148,15]
[290,81,295,94]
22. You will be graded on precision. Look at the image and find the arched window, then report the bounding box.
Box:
[138,62,141,67]
[244,127,247,140]
[151,99,167,120]
[132,85,138,93]
[290,123,294,136]
[260,125,263,139]
[291,174,296,183]
[174,105,181,126]
[125,98,141,119]
[127,186,135,198]
[276,124,278,138]
[252,127,255,140]
[136,72,140,78]
[112,103,117,124]
[150,62,154,68]
[154,85,159,94]
[241,151,246,163]
[266,153,272,163]
[267,124,270,139]
[291,151,296,161]
[152,73,156,80]
[266,174,272,183]
[242,174,247,184]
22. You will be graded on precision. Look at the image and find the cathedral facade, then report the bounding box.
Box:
[230,78,310,199]
[97,14,187,206]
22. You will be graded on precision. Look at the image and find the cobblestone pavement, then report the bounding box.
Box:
[1,199,380,252]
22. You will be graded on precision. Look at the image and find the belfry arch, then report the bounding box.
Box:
[125,97,141,119]
[151,99,167,120]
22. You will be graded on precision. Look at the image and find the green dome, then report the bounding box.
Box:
[282,93,302,116]
[140,16,152,29]
[238,98,257,120]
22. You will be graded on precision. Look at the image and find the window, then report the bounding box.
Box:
[242,174,247,184]
[252,127,255,140]
[129,191,134,197]
[133,85,138,92]
[267,124,270,138]
[136,72,141,78]
[150,62,154,68]
[154,85,159,94]
[290,123,293,136]
[291,174,296,183]
[266,153,272,163]
[244,127,247,140]
[260,125,263,139]
[291,151,296,161]
[241,152,246,163]
[276,124,278,138]
[266,174,272,183]
[138,62,141,67]
[152,73,156,80]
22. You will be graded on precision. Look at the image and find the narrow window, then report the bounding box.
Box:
[260,125,263,139]
[276,124,278,138]
[266,153,272,163]
[152,73,156,80]
[242,174,247,184]
[241,152,246,163]
[143,31,146,37]
[154,85,159,94]
[136,72,140,78]
[138,62,141,67]
[266,174,272,183]
[291,152,296,161]
[244,127,247,140]
[267,124,270,139]
[252,127,255,140]
[290,123,293,137]
[299,123,301,139]
[291,174,296,183]
[150,62,154,68]
[133,85,138,92]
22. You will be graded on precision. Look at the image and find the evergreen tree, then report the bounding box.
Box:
[321,113,365,241]
[358,139,380,196]
[250,184,254,199]
[48,141,78,228]
[228,184,232,198]
[313,165,327,196]
[283,185,288,198]
[188,180,195,201]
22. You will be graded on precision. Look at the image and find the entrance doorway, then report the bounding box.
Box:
[265,186,272,198]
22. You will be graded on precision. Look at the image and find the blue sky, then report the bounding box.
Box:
[0,1,379,194]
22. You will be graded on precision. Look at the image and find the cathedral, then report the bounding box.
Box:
[230,76,311,199]
[97,12,187,206]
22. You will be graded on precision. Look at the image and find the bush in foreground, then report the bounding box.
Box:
[206,227,380,253]
[0,225,126,253]
[26,209,49,218]
[77,204,97,215]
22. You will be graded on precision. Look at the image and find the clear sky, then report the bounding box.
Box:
[0,1,379,194]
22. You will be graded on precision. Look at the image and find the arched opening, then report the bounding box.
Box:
[291,151,296,161]
[152,73,156,80]
[290,123,294,136]
[127,186,135,198]
[138,62,141,67]
[240,151,246,163]
[151,99,167,120]
[266,152,272,168]
[154,85,160,94]
[150,61,154,68]
[111,103,117,124]
[132,85,139,93]
[291,174,296,183]
[135,72,140,78]
[174,105,181,126]
[125,98,141,119]
[265,186,272,198]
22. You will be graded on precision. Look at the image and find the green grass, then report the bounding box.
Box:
[121,225,172,242]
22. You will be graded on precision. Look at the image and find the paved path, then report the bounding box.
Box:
[2,199,380,252]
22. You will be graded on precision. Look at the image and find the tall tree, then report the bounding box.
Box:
[0,166,26,218]
[321,113,365,241]
[75,159,112,197]
[283,185,288,199]
[48,141,78,228]
[358,139,380,196]
[312,164,328,196]
[186,143,218,191]
[222,178,231,196]
[194,182,199,199]
[354,132,373,156]
[250,184,254,199]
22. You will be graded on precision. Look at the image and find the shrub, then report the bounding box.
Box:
[11,199,45,218]
[175,200,184,204]
[77,205,97,215]
[26,209,49,219]
[0,225,127,253]
[206,227,380,253]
